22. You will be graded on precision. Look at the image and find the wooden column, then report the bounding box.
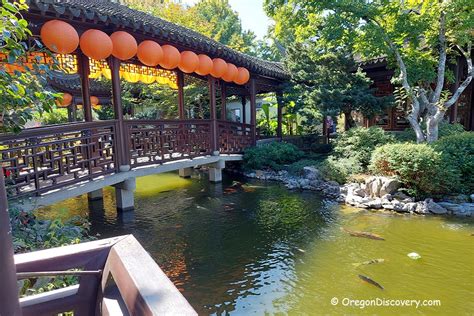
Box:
[209,77,218,154]
[249,78,257,145]
[78,53,92,122]
[108,57,128,170]
[276,91,283,139]
[221,83,227,120]
[177,71,185,119]
[241,96,246,124]
[0,172,21,316]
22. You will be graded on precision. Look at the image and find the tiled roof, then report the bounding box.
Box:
[48,71,111,95]
[28,0,289,81]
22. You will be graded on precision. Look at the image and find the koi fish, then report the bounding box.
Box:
[358,274,384,290]
[353,259,385,267]
[342,228,385,240]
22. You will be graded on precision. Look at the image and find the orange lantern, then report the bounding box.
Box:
[80,29,113,60]
[195,54,213,76]
[93,104,101,110]
[234,67,250,85]
[40,20,79,54]
[160,45,181,69]
[137,40,163,66]
[90,96,99,105]
[56,93,73,107]
[222,63,238,82]
[210,58,227,78]
[110,31,137,61]
[178,51,199,73]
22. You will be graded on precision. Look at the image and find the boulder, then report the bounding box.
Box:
[353,188,366,197]
[380,178,402,196]
[366,198,383,209]
[425,198,448,215]
[403,202,418,213]
[303,166,321,180]
[415,201,429,214]
[392,191,414,202]
[365,176,401,198]
[470,194,474,203]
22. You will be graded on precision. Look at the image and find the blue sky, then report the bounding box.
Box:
[180,0,272,40]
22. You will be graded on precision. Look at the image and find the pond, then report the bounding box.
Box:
[38,172,474,315]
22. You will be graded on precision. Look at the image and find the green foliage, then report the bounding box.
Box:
[10,207,91,253]
[285,46,391,120]
[433,132,474,193]
[319,156,363,184]
[396,122,465,142]
[286,159,320,176]
[0,0,59,133]
[95,105,114,121]
[34,108,68,125]
[243,142,304,171]
[333,127,395,170]
[370,143,460,198]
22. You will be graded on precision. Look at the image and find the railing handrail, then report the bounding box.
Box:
[123,118,212,125]
[0,120,118,142]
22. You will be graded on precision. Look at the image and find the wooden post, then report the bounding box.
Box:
[241,96,246,124]
[249,79,257,145]
[108,57,128,170]
[209,77,218,154]
[177,71,185,119]
[276,91,283,139]
[78,53,92,122]
[221,83,227,120]
[0,172,21,316]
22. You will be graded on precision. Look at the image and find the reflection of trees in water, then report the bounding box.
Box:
[179,181,334,314]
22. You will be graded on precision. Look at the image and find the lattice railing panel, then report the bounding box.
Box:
[0,121,117,198]
[125,120,212,167]
[217,120,253,154]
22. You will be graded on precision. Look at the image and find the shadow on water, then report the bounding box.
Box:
[37,172,474,315]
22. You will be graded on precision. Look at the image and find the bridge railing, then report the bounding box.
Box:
[0,121,118,198]
[217,120,253,154]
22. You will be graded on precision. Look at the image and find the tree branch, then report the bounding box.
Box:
[445,44,473,108]
[431,11,447,103]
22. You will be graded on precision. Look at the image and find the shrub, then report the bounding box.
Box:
[319,156,363,184]
[395,122,465,142]
[243,142,304,170]
[333,126,395,170]
[370,143,460,198]
[34,109,69,125]
[433,132,474,193]
[286,159,321,176]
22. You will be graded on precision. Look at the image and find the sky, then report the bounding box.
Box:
[180,0,272,40]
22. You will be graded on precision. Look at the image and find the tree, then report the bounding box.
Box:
[285,44,390,130]
[0,0,58,133]
[265,0,473,143]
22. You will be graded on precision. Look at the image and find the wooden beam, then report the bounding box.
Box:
[177,71,185,119]
[78,53,93,122]
[209,77,218,154]
[0,173,21,316]
[241,96,246,124]
[276,91,283,139]
[249,79,257,145]
[221,83,227,120]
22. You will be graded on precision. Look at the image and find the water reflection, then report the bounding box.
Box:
[38,172,474,315]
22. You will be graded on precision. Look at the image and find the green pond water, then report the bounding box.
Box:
[38,172,474,315]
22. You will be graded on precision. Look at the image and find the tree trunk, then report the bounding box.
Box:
[407,114,425,143]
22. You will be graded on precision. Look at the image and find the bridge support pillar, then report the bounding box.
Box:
[209,159,225,183]
[88,189,103,201]
[114,178,136,212]
[179,167,193,178]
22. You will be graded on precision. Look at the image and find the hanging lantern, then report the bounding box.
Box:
[160,45,181,69]
[178,51,199,73]
[210,58,227,78]
[76,104,83,110]
[56,93,73,107]
[234,67,250,85]
[92,104,101,110]
[195,54,213,76]
[40,20,79,54]
[80,29,113,60]
[222,63,238,82]
[137,40,163,66]
[90,96,99,105]
[110,31,137,61]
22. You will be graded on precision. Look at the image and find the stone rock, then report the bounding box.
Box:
[366,198,383,209]
[381,194,393,204]
[443,194,470,204]
[403,202,417,213]
[353,188,366,197]
[303,166,321,180]
[380,178,402,196]
[455,203,474,217]
[255,170,264,178]
[392,191,414,202]
[425,198,448,215]
[365,177,383,198]
[415,201,429,214]
[470,194,474,203]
